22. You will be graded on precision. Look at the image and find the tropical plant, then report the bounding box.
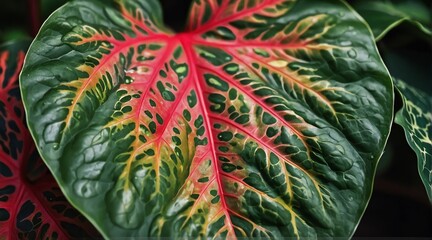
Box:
[0,0,430,238]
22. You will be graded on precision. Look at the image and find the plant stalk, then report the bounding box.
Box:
[28,0,41,36]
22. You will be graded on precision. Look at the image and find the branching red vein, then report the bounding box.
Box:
[225,171,307,234]
[133,43,175,124]
[227,209,270,235]
[190,0,283,34]
[8,184,69,239]
[221,172,301,235]
[0,51,70,238]
[148,76,192,137]
[0,51,25,94]
[241,51,338,116]
[197,64,307,142]
[207,0,229,27]
[180,35,236,237]
[209,113,321,192]
[173,150,211,194]
[118,5,159,35]
[191,151,212,177]
[62,35,169,139]
[179,176,216,229]
[221,172,270,198]
[123,38,191,184]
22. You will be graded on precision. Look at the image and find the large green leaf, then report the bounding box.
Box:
[394,79,432,202]
[353,0,432,40]
[20,0,393,238]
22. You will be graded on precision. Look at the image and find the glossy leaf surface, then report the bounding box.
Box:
[20,0,393,238]
[394,79,432,202]
[353,0,432,40]
[0,42,101,239]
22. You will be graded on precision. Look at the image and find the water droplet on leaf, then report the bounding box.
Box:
[125,76,134,84]
[52,143,60,150]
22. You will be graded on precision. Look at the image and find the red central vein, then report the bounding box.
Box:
[179,34,236,236]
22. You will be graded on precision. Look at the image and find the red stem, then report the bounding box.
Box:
[28,0,41,36]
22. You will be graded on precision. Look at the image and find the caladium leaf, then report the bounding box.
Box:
[20,0,393,238]
[353,0,432,41]
[0,42,100,239]
[394,79,432,202]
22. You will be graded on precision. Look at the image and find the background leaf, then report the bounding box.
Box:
[353,0,432,40]
[20,0,393,238]
[0,41,101,239]
[394,79,432,202]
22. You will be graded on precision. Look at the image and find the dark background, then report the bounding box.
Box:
[1,0,431,237]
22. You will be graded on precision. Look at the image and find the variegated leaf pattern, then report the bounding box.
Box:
[0,42,100,239]
[394,79,432,202]
[20,0,393,238]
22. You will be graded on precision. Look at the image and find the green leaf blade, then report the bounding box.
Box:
[395,79,432,202]
[20,0,394,238]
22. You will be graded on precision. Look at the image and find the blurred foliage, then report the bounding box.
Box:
[353,0,431,40]
[1,29,29,42]
[0,1,27,42]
